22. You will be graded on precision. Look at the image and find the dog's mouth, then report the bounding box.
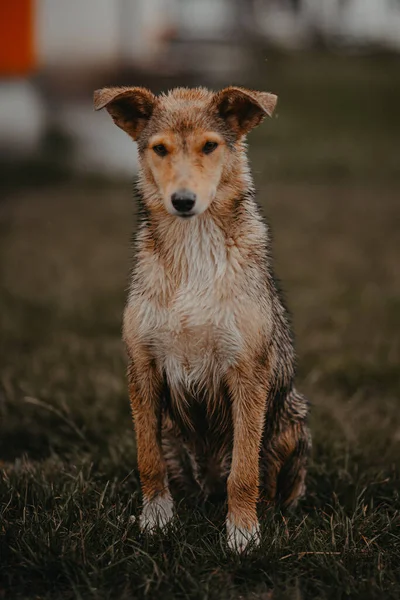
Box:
[177,213,196,219]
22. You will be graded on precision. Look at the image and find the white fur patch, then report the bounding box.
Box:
[139,494,174,533]
[226,516,260,553]
[127,214,268,403]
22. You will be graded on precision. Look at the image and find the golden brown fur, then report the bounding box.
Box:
[94,85,311,552]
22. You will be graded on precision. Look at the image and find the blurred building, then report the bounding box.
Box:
[1,0,400,176]
[254,0,400,49]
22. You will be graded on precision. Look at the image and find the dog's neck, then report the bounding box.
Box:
[134,162,268,301]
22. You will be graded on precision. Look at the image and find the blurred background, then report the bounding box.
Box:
[1,0,400,482]
[1,0,400,178]
[1,0,400,453]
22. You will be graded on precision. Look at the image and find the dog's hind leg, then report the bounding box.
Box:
[162,418,201,499]
[276,424,310,509]
[261,392,311,509]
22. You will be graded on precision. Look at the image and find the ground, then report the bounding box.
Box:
[1,53,400,598]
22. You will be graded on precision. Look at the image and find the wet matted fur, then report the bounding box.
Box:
[94,85,311,552]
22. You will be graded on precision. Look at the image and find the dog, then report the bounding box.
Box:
[94,85,311,553]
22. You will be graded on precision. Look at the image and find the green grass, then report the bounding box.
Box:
[1,54,400,598]
[248,51,400,183]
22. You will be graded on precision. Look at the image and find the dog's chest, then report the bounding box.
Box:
[150,281,243,388]
[131,222,255,389]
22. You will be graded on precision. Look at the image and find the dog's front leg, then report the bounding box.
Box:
[225,368,267,553]
[128,357,174,533]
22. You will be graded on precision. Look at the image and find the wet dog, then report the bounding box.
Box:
[94,86,310,552]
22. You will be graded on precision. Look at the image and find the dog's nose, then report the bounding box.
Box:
[171,189,196,214]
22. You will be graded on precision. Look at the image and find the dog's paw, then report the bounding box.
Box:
[139,494,174,533]
[226,516,260,553]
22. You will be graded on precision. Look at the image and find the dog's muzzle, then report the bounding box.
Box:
[171,189,196,216]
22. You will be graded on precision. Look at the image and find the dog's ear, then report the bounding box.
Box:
[214,87,277,137]
[93,87,155,140]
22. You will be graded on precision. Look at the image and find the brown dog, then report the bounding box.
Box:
[94,86,310,552]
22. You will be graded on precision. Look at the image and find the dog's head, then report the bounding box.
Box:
[94,86,277,218]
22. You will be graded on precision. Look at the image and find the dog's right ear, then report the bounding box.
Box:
[93,87,155,140]
[214,87,277,138]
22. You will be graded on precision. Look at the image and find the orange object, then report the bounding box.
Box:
[0,0,35,76]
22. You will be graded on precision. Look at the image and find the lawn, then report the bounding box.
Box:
[1,53,400,598]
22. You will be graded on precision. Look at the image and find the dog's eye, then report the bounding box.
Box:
[152,144,168,157]
[202,141,218,154]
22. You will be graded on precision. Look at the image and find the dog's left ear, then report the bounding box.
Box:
[214,87,277,137]
[93,86,155,140]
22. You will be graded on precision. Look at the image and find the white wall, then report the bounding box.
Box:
[36,0,121,67]
[0,80,45,155]
[339,0,400,48]
[119,0,175,62]
[36,0,177,68]
[255,0,400,50]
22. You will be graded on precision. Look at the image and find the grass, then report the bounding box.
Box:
[1,53,400,598]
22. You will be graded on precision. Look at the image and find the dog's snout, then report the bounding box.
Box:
[171,189,196,214]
